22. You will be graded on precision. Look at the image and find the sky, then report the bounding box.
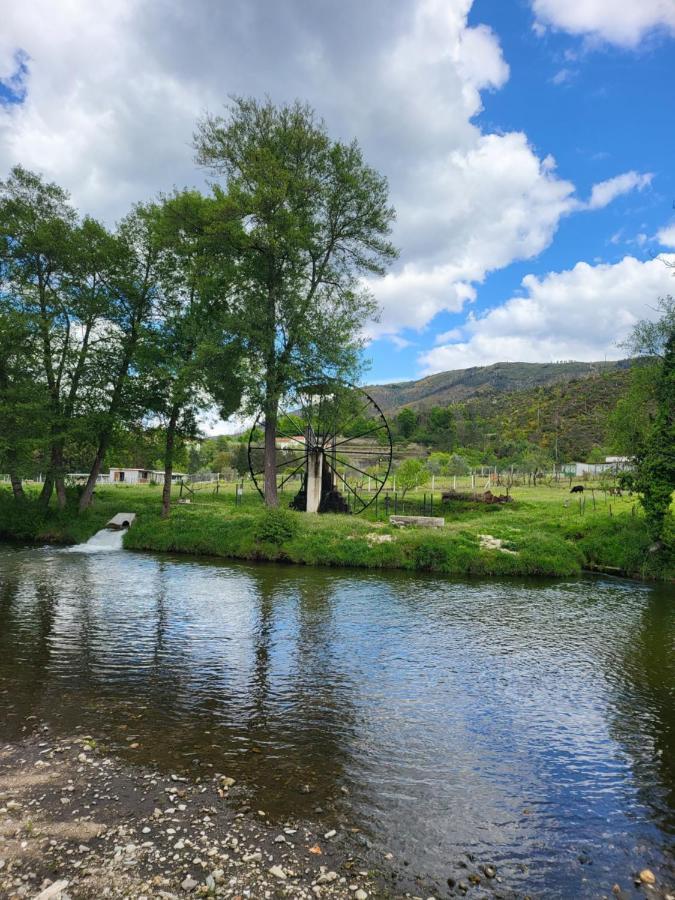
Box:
[1,0,674,387]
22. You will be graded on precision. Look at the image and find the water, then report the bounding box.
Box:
[66,526,126,552]
[0,544,673,897]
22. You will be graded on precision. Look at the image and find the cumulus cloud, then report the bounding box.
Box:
[0,0,656,343]
[419,255,675,373]
[531,0,675,47]
[658,223,675,248]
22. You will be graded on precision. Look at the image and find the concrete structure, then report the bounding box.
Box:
[107,513,136,529]
[305,450,323,513]
[390,515,445,528]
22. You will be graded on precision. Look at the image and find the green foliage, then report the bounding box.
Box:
[395,407,418,439]
[253,507,300,545]
[395,458,429,497]
[628,335,675,540]
[2,482,672,581]
[194,97,397,506]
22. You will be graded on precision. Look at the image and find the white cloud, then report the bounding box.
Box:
[586,171,652,210]
[658,223,675,248]
[0,0,657,345]
[531,0,675,46]
[419,255,675,373]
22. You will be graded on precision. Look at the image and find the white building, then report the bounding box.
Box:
[108,467,185,485]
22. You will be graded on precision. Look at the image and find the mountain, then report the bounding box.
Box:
[366,360,633,415]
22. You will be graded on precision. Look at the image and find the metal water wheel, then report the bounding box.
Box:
[247,380,392,513]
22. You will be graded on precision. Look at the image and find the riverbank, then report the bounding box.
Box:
[0,484,672,580]
[0,728,402,900]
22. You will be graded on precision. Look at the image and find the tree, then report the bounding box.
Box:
[144,191,244,517]
[396,458,429,498]
[194,97,396,506]
[78,204,164,510]
[632,333,675,541]
[0,166,78,508]
[396,407,417,440]
[617,297,675,542]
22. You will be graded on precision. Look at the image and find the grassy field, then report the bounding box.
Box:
[1,478,672,581]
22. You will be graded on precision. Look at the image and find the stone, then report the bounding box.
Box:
[269,865,287,880]
[181,875,198,892]
[33,882,70,900]
[639,869,656,885]
[316,871,338,884]
[355,891,368,900]
[482,865,496,879]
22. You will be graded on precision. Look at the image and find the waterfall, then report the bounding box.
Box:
[67,528,126,553]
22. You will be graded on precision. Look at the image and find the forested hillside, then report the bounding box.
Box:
[382,366,634,463]
[368,359,632,413]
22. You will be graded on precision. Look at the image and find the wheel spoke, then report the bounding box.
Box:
[323,457,368,509]
[278,460,306,489]
[334,457,386,484]
[330,422,387,448]
[250,453,307,476]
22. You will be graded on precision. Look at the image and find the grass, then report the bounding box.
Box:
[1,478,672,581]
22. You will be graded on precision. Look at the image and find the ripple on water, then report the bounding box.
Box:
[0,546,673,897]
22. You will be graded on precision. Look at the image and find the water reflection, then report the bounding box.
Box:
[0,545,673,896]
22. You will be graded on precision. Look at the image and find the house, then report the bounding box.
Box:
[276,436,306,450]
[108,467,186,484]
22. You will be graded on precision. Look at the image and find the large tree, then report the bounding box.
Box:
[194,98,396,506]
[144,190,244,517]
[616,297,675,542]
[78,204,165,511]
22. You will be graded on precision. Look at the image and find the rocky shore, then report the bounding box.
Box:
[2,726,673,900]
[0,726,399,900]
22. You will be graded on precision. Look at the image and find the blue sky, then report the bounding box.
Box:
[1,0,674,385]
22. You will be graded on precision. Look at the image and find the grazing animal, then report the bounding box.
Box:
[570,485,584,493]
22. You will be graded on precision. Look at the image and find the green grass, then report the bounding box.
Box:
[0,480,672,581]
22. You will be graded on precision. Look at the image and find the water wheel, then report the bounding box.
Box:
[247,380,392,513]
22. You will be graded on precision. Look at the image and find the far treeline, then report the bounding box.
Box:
[0,97,396,517]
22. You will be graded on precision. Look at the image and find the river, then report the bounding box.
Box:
[0,542,673,897]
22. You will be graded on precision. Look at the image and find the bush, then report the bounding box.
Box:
[253,507,300,545]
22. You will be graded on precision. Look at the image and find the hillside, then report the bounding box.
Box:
[449,368,632,460]
[367,359,633,415]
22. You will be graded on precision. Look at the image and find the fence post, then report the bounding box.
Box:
[394,492,398,515]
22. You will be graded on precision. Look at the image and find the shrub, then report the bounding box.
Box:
[253,507,300,545]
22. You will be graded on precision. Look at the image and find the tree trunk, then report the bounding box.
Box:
[39,474,54,509]
[263,398,279,508]
[161,403,181,519]
[52,444,67,510]
[79,326,140,513]
[78,437,109,512]
[7,450,24,501]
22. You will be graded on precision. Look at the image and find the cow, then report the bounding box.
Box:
[570,485,584,493]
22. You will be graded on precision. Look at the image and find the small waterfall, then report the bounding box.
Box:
[68,527,126,553]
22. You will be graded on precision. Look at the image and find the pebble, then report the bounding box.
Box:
[34,882,70,900]
[269,865,287,880]
[316,871,338,884]
[181,874,198,891]
[354,890,367,900]
[639,869,656,885]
